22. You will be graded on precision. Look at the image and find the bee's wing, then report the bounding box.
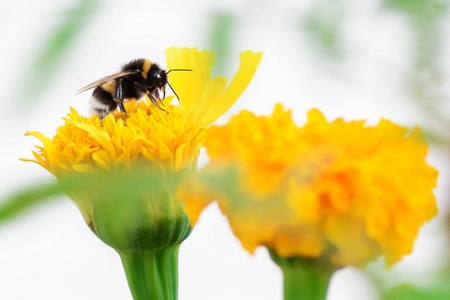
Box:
[75,70,138,95]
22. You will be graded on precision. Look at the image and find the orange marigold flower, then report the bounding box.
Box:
[179,103,438,267]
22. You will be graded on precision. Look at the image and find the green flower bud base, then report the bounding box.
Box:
[119,245,180,300]
[75,170,194,300]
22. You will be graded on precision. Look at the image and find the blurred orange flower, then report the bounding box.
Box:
[179,104,438,267]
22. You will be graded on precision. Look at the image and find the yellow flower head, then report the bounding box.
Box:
[24,47,262,176]
[22,47,262,248]
[179,104,438,267]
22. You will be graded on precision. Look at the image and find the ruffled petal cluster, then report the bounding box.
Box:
[23,101,201,176]
[179,104,438,267]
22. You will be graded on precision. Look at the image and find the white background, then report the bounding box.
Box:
[0,0,449,299]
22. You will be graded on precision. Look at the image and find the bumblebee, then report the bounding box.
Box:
[75,59,191,123]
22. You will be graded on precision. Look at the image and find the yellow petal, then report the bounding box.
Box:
[25,132,57,165]
[72,164,95,173]
[202,51,263,125]
[165,46,215,111]
[70,121,117,159]
[91,149,112,170]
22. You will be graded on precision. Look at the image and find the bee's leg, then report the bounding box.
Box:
[119,101,127,125]
[157,88,166,108]
[135,82,166,112]
[116,79,127,125]
[116,79,123,101]
[147,92,167,113]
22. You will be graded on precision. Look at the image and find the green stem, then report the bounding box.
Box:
[118,245,180,300]
[270,249,335,300]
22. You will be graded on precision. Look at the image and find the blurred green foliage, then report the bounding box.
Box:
[369,255,450,300]
[208,12,235,76]
[383,0,449,143]
[381,285,450,300]
[380,275,450,300]
[384,0,446,16]
[303,0,345,60]
[0,168,162,227]
[383,0,447,88]
[0,180,62,225]
[16,0,98,108]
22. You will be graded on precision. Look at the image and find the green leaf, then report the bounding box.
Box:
[0,180,63,225]
[15,0,98,108]
[0,167,188,227]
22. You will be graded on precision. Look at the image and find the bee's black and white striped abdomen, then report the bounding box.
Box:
[90,83,118,119]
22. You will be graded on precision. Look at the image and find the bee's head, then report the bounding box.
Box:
[147,63,168,90]
[147,65,192,101]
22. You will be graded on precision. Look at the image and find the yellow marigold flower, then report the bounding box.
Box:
[179,103,438,268]
[22,47,262,300]
[22,47,262,228]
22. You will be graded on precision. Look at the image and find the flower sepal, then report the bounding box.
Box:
[90,172,192,253]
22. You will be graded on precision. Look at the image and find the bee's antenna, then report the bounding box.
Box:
[166,69,193,74]
[167,82,181,101]
[166,69,192,101]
